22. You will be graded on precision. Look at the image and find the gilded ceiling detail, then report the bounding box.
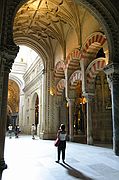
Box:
[8,80,20,113]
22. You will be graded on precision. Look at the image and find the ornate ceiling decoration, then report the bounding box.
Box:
[13,0,87,48]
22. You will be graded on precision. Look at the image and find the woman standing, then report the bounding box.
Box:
[56,124,67,163]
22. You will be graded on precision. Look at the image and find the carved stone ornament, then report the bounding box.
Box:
[1,0,22,46]
[0,45,19,72]
[104,63,119,85]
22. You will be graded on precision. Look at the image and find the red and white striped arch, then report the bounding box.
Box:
[86,58,107,85]
[56,79,65,96]
[69,70,82,89]
[81,32,106,61]
[66,48,80,70]
[54,61,65,78]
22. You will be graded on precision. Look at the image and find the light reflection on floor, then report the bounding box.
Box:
[2,135,119,180]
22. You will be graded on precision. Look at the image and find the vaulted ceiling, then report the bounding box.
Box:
[13,0,101,58]
[14,0,82,41]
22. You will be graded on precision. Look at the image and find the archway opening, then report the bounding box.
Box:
[8,45,44,135]
[73,81,87,143]
[12,0,111,144]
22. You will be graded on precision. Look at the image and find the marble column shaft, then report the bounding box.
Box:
[0,62,9,173]
[104,63,119,156]
[41,70,47,134]
[0,46,19,177]
[67,99,75,141]
[55,102,61,130]
[84,93,93,145]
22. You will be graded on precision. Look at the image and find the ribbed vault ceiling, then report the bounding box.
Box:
[13,0,91,50]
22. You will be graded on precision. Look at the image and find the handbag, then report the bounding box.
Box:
[54,137,60,147]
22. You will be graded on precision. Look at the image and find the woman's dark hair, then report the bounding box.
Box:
[60,124,65,130]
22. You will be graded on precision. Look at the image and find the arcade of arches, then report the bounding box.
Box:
[0,0,119,175]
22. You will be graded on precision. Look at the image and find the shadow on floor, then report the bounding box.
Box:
[60,162,94,180]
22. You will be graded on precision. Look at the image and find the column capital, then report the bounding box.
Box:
[104,63,119,86]
[104,63,119,75]
[0,45,19,72]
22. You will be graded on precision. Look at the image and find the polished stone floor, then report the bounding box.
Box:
[2,135,119,180]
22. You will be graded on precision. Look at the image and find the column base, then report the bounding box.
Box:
[87,135,93,145]
[114,140,119,156]
[0,158,7,172]
[37,124,40,136]
[68,135,73,142]
[39,132,56,140]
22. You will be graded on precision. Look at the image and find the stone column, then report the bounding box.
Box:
[67,99,75,141]
[37,89,41,137]
[55,96,64,131]
[56,104,61,129]
[104,63,119,156]
[40,70,47,138]
[0,58,8,175]
[19,91,24,128]
[0,61,13,174]
[0,46,19,177]
[84,93,94,145]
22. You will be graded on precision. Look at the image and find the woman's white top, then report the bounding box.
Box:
[31,125,36,131]
[59,132,66,141]
[8,125,12,131]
